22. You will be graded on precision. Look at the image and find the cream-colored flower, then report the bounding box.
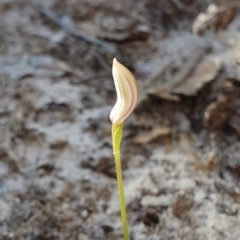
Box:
[110,58,138,124]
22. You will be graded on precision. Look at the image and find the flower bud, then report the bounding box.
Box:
[110,58,138,124]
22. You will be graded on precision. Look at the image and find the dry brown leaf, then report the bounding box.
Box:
[138,49,206,102]
[179,133,193,153]
[172,58,221,95]
[139,48,219,103]
[78,21,128,41]
[230,115,240,136]
[164,49,206,91]
[99,24,150,41]
[193,4,238,35]
[152,92,179,101]
[77,19,149,42]
[132,127,172,144]
[172,193,194,219]
[204,96,235,131]
[28,55,77,74]
[0,55,81,80]
[195,150,217,171]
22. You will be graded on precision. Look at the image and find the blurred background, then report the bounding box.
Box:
[1,0,240,239]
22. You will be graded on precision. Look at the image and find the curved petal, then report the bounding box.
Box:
[110,58,138,124]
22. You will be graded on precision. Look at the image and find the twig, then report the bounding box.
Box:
[84,45,99,62]
[33,4,115,53]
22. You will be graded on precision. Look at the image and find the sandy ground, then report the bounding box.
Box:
[1,0,240,239]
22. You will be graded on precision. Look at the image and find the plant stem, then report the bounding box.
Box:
[112,123,129,240]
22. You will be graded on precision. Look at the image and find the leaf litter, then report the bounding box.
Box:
[1,0,240,239]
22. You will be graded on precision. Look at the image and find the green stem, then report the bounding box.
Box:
[112,123,129,240]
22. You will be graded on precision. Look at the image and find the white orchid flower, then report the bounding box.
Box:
[110,58,138,124]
